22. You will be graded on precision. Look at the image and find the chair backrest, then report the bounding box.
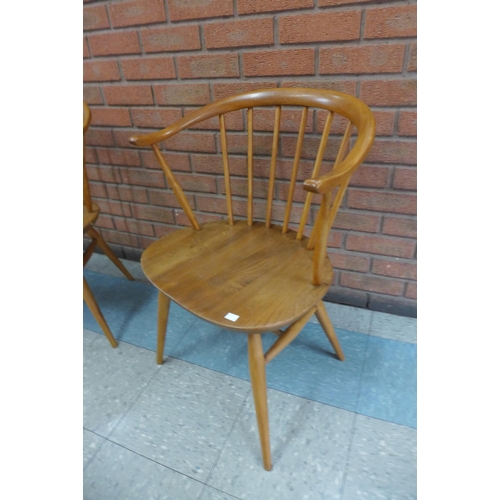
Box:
[83,102,93,212]
[129,88,376,285]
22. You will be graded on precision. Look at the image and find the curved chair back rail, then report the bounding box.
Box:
[129,88,375,287]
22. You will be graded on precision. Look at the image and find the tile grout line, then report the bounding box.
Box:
[200,389,252,496]
[339,412,359,500]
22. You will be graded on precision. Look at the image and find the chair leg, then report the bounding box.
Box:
[86,226,134,281]
[248,333,272,471]
[157,291,170,365]
[315,300,345,361]
[83,277,117,348]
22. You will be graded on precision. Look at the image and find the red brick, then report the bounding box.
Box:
[205,17,274,49]
[328,251,370,272]
[346,234,415,258]
[83,4,109,31]
[365,139,417,165]
[96,199,132,217]
[96,148,141,167]
[148,190,195,209]
[138,236,157,249]
[86,165,121,184]
[89,107,132,127]
[280,10,361,44]
[252,108,314,133]
[119,167,166,188]
[85,128,114,147]
[106,185,149,204]
[94,214,115,230]
[281,136,341,160]
[220,133,274,156]
[163,132,216,153]
[340,272,404,296]
[398,111,417,137]
[382,217,417,238]
[88,31,141,57]
[360,79,417,106]
[243,49,315,77]
[83,85,103,105]
[100,229,140,247]
[365,5,417,39]
[219,177,269,199]
[175,211,222,227]
[88,181,107,199]
[393,167,416,191]
[316,109,395,136]
[153,224,179,237]
[84,60,121,83]
[348,189,416,215]
[174,174,217,193]
[319,0,370,5]
[405,282,417,299]
[372,259,416,280]
[239,0,313,14]
[132,204,175,224]
[121,57,176,81]
[408,43,417,72]
[350,166,390,188]
[114,130,147,149]
[140,151,191,171]
[83,38,90,59]
[282,80,357,95]
[168,0,233,21]
[154,83,210,105]
[177,53,239,79]
[113,218,155,236]
[213,81,277,101]
[277,181,322,204]
[131,108,183,128]
[103,85,154,106]
[192,154,237,175]
[183,109,244,130]
[320,44,405,75]
[85,147,97,164]
[109,0,166,28]
[141,25,201,53]
[333,211,380,233]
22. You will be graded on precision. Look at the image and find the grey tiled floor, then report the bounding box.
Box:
[84,253,416,499]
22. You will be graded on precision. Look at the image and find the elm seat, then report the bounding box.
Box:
[129,88,376,471]
[141,220,332,333]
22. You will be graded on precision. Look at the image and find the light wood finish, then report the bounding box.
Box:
[83,277,117,348]
[83,101,135,347]
[248,333,272,471]
[129,89,375,470]
[315,300,345,361]
[220,114,234,225]
[157,291,171,365]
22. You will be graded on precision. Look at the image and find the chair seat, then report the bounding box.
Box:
[83,203,100,232]
[141,220,333,333]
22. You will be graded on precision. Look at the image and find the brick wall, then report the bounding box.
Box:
[83,0,417,317]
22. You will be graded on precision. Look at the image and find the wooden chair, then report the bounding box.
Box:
[83,102,134,348]
[128,89,375,470]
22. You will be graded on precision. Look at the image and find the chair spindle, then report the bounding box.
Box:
[297,110,334,241]
[283,106,308,234]
[152,144,200,230]
[219,114,234,225]
[265,106,281,229]
[247,107,254,225]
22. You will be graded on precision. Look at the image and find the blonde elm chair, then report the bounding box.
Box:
[129,89,376,470]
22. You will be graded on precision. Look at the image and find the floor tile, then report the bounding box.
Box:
[357,336,417,428]
[109,358,250,482]
[370,311,417,344]
[199,486,242,500]
[83,328,99,346]
[209,389,355,500]
[83,429,105,468]
[84,253,108,274]
[172,320,368,412]
[310,302,373,335]
[342,415,417,500]
[83,440,204,500]
[83,270,197,353]
[83,335,160,436]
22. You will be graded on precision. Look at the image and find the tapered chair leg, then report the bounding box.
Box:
[248,333,272,471]
[315,300,345,361]
[157,291,170,365]
[86,226,134,281]
[83,277,117,348]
